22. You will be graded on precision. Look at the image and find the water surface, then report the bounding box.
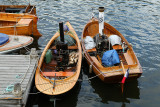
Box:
[1,0,160,107]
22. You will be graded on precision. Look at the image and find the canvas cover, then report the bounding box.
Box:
[0,33,9,45]
[108,35,121,46]
[84,36,96,50]
[102,49,120,66]
[55,35,76,46]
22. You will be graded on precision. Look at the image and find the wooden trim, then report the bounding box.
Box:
[124,52,134,65]
[87,48,96,52]
[112,45,122,50]
[51,45,78,50]
[41,72,75,77]
[90,56,103,68]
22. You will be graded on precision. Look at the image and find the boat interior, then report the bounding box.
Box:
[0,21,16,27]
[0,13,34,28]
[0,5,35,14]
[0,5,36,27]
[41,28,79,80]
[83,21,137,68]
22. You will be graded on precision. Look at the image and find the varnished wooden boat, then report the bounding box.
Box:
[35,21,82,95]
[0,5,42,38]
[0,5,36,14]
[81,7,142,83]
[0,34,33,54]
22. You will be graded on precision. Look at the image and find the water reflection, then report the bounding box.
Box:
[1,0,160,106]
[26,70,82,107]
[83,59,140,106]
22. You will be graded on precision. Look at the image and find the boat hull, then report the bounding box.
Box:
[35,21,82,95]
[82,18,142,83]
[0,35,33,54]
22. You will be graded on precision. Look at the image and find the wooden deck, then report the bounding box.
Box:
[0,48,39,107]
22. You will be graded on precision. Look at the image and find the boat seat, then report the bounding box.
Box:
[51,45,78,50]
[112,45,122,50]
[41,72,75,77]
[123,52,134,65]
[17,19,33,26]
[90,56,103,68]
[86,48,96,53]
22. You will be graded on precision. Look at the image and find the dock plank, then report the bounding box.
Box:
[0,49,39,107]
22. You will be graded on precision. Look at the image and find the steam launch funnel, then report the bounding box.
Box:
[99,7,105,35]
[59,22,64,43]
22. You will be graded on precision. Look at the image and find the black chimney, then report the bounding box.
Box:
[59,22,64,42]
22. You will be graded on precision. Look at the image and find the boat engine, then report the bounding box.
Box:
[56,22,69,71]
[96,34,112,55]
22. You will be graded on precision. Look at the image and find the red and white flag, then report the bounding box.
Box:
[121,68,130,93]
[121,68,129,84]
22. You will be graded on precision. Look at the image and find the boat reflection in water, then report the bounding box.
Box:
[26,71,82,107]
[83,59,140,106]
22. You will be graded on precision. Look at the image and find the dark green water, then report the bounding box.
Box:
[1,0,160,107]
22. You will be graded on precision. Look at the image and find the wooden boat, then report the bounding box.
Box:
[81,7,142,83]
[0,5,42,38]
[0,5,36,14]
[0,33,33,54]
[35,21,82,95]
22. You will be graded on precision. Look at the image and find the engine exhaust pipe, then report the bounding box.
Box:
[59,22,64,43]
[99,7,105,35]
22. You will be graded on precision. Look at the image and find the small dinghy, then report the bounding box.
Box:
[0,33,33,54]
[81,7,142,83]
[35,22,82,95]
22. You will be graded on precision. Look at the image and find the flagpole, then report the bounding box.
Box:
[121,61,130,93]
[121,60,126,74]
[121,60,126,93]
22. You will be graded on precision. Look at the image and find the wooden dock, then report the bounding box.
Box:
[0,48,39,107]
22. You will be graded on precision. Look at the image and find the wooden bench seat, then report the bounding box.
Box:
[17,19,33,25]
[51,45,78,50]
[90,56,103,68]
[87,48,96,52]
[41,72,75,77]
[112,45,122,50]
[123,52,134,65]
